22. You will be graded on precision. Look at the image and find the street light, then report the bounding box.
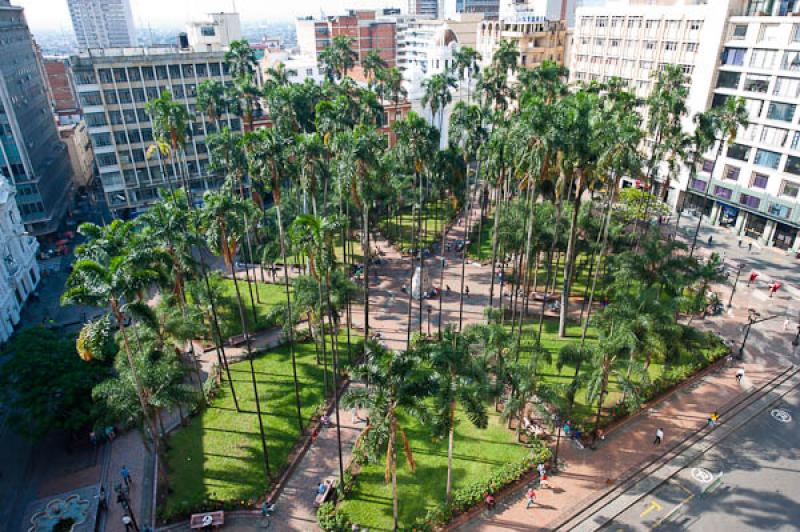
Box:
[426,304,432,336]
[728,263,743,308]
[738,309,780,359]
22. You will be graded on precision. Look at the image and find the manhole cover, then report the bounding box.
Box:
[771,409,792,423]
[692,468,714,483]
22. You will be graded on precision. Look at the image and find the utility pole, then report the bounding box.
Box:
[727,263,743,308]
[738,309,780,358]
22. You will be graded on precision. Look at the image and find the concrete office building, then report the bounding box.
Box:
[67,0,137,50]
[59,121,95,189]
[0,1,73,236]
[409,0,442,18]
[442,0,501,20]
[186,12,242,53]
[500,0,577,28]
[70,47,238,215]
[44,58,82,125]
[689,12,800,250]
[0,177,40,342]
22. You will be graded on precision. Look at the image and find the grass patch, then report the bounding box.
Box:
[339,409,528,530]
[213,279,288,338]
[163,330,363,520]
[378,200,455,251]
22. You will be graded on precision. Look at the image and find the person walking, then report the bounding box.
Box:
[540,473,551,489]
[122,514,138,532]
[707,411,720,427]
[484,493,496,512]
[464,286,470,298]
[537,463,546,478]
[736,368,745,383]
[707,235,713,246]
[120,465,131,487]
[526,487,537,509]
[653,427,664,446]
[748,242,753,252]
[738,238,742,248]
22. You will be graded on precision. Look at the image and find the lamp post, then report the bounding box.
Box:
[738,309,780,359]
[728,263,743,308]
[792,324,800,347]
[426,304,432,337]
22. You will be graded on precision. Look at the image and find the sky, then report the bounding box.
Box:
[15,0,402,32]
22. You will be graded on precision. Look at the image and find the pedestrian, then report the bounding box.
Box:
[540,473,551,488]
[748,242,753,252]
[105,425,115,441]
[525,487,536,508]
[736,368,745,383]
[708,235,713,245]
[120,465,131,486]
[89,431,97,448]
[401,284,408,295]
[653,427,664,446]
[738,238,742,248]
[122,514,137,532]
[537,463,546,478]
[707,411,720,427]
[445,284,451,295]
[785,318,790,331]
[484,493,496,512]
[465,286,470,298]
[747,271,758,287]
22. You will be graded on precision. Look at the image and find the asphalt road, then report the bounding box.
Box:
[602,379,800,531]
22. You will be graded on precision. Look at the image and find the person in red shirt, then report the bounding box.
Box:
[526,488,536,509]
[484,493,496,511]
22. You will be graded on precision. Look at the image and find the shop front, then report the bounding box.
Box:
[774,223,798,250]
[718,203,739,228]
[744,214,767,239]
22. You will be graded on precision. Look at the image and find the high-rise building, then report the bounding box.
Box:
[70,47,238,216]
[0,1,73,235]
[443,0,501,20]
[409,0,442,18]
[44,58,82,125]
[499,0,577,28]
[67,0,137,50]
[690,12,800,250]
[296,10,396,82]
[0,177,40,342]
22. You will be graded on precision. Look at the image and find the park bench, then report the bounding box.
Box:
[190,510,224,529]
[522,416,549,440]
[530,292,557,302]
[314,479,338,508]
[226,334,251,347]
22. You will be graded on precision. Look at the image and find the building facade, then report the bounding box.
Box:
[409,0,442,18]
[688,14,800,250]
[477,17,567,69]
[296,10,397,82]
[59,121,95,189]
[500,0,577,28]
[67,0,137,50]
[443,0,500,20]
[70,47,238,216]
[0,177,40,342]
[0,1,73,236]
[44,58,82,125]
[186,12,242,53]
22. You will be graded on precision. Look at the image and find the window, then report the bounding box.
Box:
[209,62,221,76]
[127,67,141,81]
[689,20,702,31]
[196,63,207,76]
[156,66,168,79]
[716,71,741,89]
[113,130,128,144]
[732,24,748,39]
[759,126,788,146]
[793,24,800,42]
[743,74,770,93]
[682,64,694,75]
[182,64,195,77]
[702,159,715,172]
[645,40,656,50]
[201,25,216,37]
[91,132,112,147]
[724,165,741,180]
[792,131,800,150]
[690,178,706,191]
[685,42,698,52]
[664,41,677,51]
[595,38,604,46]
[768,203,792,218]
[721,47,746,66]
[714,185,733,199]
[611,39,620,47]
[785,155,800,175]
[739,193,761,208]
[596,17,607,27]
[712,94,729,109]
[750,49,777,68]
[744,98,764,119]
[781,180,800,197]
[112,68,127,82]
[103,90,118,104]
[754,148,781,168]
[645,20,658,30]
[98,69,112,83]
[758,24,781,43]
[728,143,751,161]
[627,17,641,29]
[85,112,107,127]
[767,101,796,122]
[96,153,118,167]
[782,50,800,71]
[751,173,769,188]
[773,76,800,97]
[79,91,102,106]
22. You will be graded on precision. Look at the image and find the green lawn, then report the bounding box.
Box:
[378,200,455,251]
[213,279,288,337]
[467,216,493,261]
[339,409,529,530]
[163,331,363,520]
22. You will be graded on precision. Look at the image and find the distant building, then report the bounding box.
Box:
[0,0,73,236]
[44,58,82,125]
[261,51,326,85]
[0,177,40,342]
[296,10,396,82]
[186,12,242,52]
[442,0,501,20]
[400,14,484,83]
[70,46,238,216]
[499,0,576,28]
[409,0,441,18]
[59,121,95,189]
[477,17,567,69]
[67,0,137,50]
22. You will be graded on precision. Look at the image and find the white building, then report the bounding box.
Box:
[500,0,577,28]
[569,0,744,204]
[261,51,325,85]
[186,12,242,52]
[67,0,136,50]
[0,178,39,342]
[689,13,800,250]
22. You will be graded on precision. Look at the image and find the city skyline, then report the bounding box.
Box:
[15,0,402,32]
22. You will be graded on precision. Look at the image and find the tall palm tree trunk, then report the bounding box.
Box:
[559,187,583,338]
[488,170,505,307]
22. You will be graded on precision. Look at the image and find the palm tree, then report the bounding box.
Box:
[377,66,408,122]
[197,79,226,131]
[422,71,457,136]
[332,35,358,79]
[294,132,327,215]
[145,90,190,196]
[418,327,489,502]
[342,343,432,531]
[688,96,748,257]
[492,39,520,75]
[224,39,257,80]
[63,221,163,451]
[362,49,388,89]
[451,46,481,103]
[199,190,272,483]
